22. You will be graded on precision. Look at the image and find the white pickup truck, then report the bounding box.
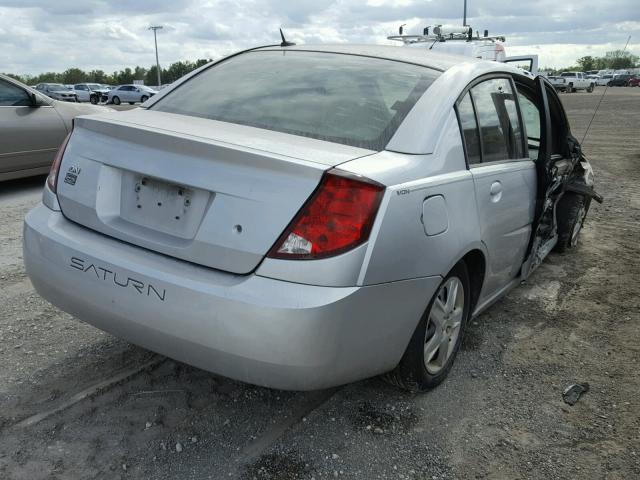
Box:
[559,72,595,93]
[547,75,567,91]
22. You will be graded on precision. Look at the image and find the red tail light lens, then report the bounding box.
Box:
[47,130,72,193]
[268,170,385,260]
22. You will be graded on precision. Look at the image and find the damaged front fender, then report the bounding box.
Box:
[522,140,603,280]
[565,160,603,204]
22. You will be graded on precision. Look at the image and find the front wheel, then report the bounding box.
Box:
[555,193,590,252]
[112,96,121,105]
[140,95,149,103]
[587,84,594,93]
[384,262,471,392]
[90,96,98,105]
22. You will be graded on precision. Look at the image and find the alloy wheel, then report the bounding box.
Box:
[424,277,465,374]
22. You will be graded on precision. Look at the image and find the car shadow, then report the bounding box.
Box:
[0,175,46,201]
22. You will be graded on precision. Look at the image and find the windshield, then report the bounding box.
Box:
[560,73,576,77]
[88,84,102,89]
[48,84,66,90]
[152,50,439,150]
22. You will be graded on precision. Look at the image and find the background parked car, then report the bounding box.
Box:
[596,74,614,86]
[609,74,634,87]
[74,83,110,104]
[107,84,157,105]
[34,83,78,102]
[0,74,109,181]
[628,76,640,87]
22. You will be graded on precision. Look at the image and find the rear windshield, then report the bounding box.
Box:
[152,50,439,150]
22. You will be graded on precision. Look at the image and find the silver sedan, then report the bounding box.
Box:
[23,45,600,391]
[108,84,157,105]
[34,83,78,102]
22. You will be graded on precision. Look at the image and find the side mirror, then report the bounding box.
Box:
[30,92,40,107]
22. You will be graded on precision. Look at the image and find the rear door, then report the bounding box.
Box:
[122,86,134,102]
[456,76,536,296]
[0,78,68,175]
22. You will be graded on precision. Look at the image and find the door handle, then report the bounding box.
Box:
[489,181,503,202]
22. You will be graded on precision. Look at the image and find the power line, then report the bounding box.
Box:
[581,35,632,145]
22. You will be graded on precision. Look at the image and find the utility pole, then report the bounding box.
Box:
[149,25,163,87]
[463,0,467,26]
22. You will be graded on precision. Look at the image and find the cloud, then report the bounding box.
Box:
[1,0,638,75]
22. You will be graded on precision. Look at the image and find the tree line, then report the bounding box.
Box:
[3,59,212,87]
[4,49,638,87]
[545,50,639,74]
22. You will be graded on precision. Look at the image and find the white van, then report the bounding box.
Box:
[389,25,538,75]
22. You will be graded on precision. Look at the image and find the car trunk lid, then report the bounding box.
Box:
[56,110,373,274]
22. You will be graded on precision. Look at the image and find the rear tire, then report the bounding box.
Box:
[567,83,574,93]
[384,262,471,392]
[112,96,121,105]
[555,193,590,252]
[129,102,135,105]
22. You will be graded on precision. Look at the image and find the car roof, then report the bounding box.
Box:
[255,44,482,72]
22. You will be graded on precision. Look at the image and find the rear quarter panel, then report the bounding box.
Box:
[342,110,484,285]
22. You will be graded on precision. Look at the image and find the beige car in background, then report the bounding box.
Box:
[0,74,109,181]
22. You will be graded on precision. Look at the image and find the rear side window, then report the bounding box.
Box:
[456,93,481,164]
[470,78,524,162]
[152,50,440,150]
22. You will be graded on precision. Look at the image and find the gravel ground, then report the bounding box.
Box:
[0,86,638,480]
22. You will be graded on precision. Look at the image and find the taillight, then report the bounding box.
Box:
[47,130,72,193]
[268,170,385,260]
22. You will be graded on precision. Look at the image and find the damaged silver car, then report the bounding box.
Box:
[23,45,601,391]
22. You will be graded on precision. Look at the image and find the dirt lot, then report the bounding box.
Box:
[1,87,639,480]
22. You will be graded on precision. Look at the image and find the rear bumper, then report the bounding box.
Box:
[24,204,439,390]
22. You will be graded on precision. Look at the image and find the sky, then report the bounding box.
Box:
[1,0,638,76]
